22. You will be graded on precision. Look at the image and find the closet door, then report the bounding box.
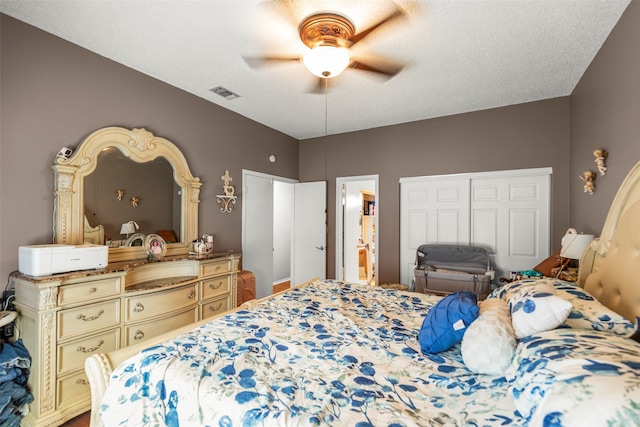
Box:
[471,172,550,281]
[399,178,470,284]
[399,168,551,286]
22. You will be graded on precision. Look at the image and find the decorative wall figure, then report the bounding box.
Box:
[217,170,237,213]
[221,170,235,196]
[131,196,140,207]
[593,149,608,176]
[580,170,596,195]
[116,189,125,201]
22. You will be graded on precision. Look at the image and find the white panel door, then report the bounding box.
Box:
[243,173,274,299]
[471,173,550,280]
[399,178,470,285]
[293,181,326,286]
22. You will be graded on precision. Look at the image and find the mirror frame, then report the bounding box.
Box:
[53,126,201,262]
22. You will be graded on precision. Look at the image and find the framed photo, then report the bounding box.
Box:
[144,234,167,260]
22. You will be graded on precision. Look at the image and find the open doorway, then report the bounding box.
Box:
[243,170,326,299]
[335,175,379,285]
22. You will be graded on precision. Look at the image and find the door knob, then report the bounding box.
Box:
[315,245,325,250]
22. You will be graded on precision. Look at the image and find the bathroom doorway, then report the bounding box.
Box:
[335,175,379,285]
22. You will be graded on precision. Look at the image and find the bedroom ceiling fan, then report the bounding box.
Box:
[244,4,408,91]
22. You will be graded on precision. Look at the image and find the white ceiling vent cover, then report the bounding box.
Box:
[210,86,240,100]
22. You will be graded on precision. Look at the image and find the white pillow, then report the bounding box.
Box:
[509,283,572,339]
[489,279,634,336]
[461,298,516,375]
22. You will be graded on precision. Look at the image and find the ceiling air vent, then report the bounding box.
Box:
[210,86,240,100]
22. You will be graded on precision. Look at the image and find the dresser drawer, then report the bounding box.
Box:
[124,307,197,346]
[125,283,198,322]
[58,275,122,306]
[57,370,91,408]
[201,260,231,277]
[57,329,120,376]
[200,294,231,320]
[58,299,121,341]
[201,275,231,299]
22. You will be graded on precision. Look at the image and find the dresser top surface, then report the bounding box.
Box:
[12,251,240,284]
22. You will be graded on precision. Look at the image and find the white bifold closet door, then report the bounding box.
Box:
[400,168,551,285]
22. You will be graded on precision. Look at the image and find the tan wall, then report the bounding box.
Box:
[570,0,640,235]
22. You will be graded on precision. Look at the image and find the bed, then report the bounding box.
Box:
[85,161,640,427]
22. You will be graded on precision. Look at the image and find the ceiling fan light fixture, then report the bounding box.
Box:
[303,46,351,78]
[303,46,350,78]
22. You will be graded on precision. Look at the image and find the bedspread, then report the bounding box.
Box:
[100,279,523,426]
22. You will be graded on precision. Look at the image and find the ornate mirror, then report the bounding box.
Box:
[53,127,201,262]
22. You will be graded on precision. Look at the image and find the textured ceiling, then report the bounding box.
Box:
[0,0,631,140]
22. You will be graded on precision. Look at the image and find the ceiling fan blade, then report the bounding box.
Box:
[243,55,301,69]
[351,60,403,78]
[349,7,406,45]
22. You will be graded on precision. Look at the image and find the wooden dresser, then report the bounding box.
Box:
[12,252,240,427]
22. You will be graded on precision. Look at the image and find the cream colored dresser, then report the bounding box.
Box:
[12,252,240,427]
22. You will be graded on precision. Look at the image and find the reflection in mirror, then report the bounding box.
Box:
[84,149,181,245]
[53,127,201,263]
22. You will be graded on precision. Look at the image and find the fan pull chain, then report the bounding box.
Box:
[324,78,328,136]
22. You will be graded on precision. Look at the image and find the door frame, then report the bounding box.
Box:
[335,175,379,283]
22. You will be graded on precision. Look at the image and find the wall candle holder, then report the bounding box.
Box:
[216,170,237,213]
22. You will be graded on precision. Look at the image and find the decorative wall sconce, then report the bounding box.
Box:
[580,170,596,195]
[216,170,237,213]
[593,149,608,176]
[116,189,125,201]
[131,196,140,207]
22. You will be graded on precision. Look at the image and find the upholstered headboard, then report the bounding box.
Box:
[579,160,640,322]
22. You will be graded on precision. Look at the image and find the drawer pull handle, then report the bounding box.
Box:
[77,340,104,353]
[134,330,145,340]
[209,282,223,290]
[76,379,89,386]
[187,290,196,299]
[89,287,97,293]
[208,302,223,312]
[77,310,104,321]
[133,302,145,312]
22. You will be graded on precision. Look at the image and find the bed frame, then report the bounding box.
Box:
[578,160,640,322]
[85,160,640,427]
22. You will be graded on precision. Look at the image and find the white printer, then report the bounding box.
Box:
[19,244,108,277]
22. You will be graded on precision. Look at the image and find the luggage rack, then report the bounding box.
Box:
[413,244,494,300]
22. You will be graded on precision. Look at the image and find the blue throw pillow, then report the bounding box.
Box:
[419,291,479,354]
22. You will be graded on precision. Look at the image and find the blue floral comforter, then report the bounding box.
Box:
[100,280,522,426]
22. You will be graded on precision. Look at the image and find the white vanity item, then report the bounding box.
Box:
[18,244,108,276]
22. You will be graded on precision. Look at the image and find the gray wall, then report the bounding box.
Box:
[299,98,571,284]
[0,15,299,283]
[570,0,640,235]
